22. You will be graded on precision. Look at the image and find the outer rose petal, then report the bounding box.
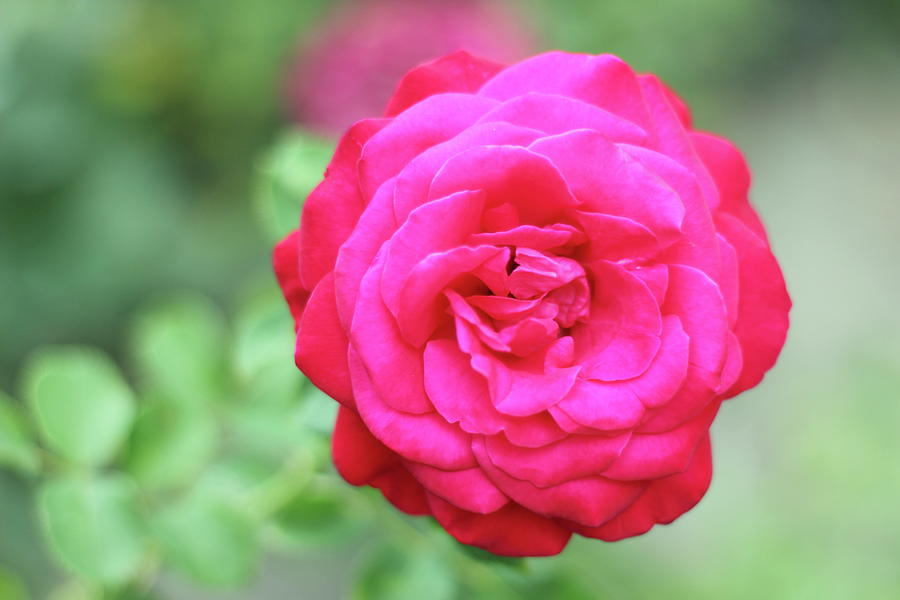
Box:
[299,118,388,290]
[385,50,506,117]
[273,231,308,327]
[370,465,431,516]
[295,274,353,406]
[332,406,397,485]
[427,494,571,557]
[715,214,791,398]
[405,462,508,514]
[573,434,713,541]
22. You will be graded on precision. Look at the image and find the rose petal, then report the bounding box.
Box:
[332,406,397,486]
[476,92,647,142]
[273,231,308,327]
[296,274,354,406]
[573,434,712,541]
[716,213,791,398]
[351,252,431,413]
[381,189,485,314]
[473,438,644,527]
[299,118,388,289]
[406,462,509,514]
[359,93,498,200]
[370,465,430,516]
[483,431,631,487]
[530,130,684,239]
[427,494,571,557]
[479,51,649,127]
[428,145,579,225]
[602,401,718,480]
[349,348,475,470]
[385,50,506,117]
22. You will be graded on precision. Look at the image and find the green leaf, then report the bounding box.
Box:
[23,347,136,467]
[354,544,456,600]
[458,544,527,571]
[0,391,40,474]
[129,293,228,407]
[38,475,147,585]
[254,130,333,243]
[271,486,364,548]
[153,491,258,587]
[125,400,217,492]
[232,286,296,383]
[0,565,29,600]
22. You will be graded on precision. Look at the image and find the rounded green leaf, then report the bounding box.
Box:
[153,491,258,587]
[354,544,456,600]
[24,348,136,467]
[0,565,29,600]
[125,400,217,492]
[38,475,147,585]
[129,293,228,407]
[0,391,40,474]
[253,130,333,243]
[272,486,364,548]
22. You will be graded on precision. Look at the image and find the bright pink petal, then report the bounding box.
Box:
[359,93,498,200]
[574,434,712,541]
[602,402,717,480]
[476,92,647,142]
[662,265,729,374]
[483,431,631,487]
[479,51,649,127]
[397,245,507,346]
[385,51,506,117]
[333,177,399,327]
[406,462,508,514]
[393,121,544,222]
[351,253,431,413]
[428,145,579,225]
[349,348,475,471]
[381,189,485,313]
[468,223,585,252]
[473,438,644,527]
[574,211,659,262]
[574,260,662,381]
[552,379,646,432]
[530,130,684,239]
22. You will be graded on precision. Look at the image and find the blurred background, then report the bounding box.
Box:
[1,0,898,598]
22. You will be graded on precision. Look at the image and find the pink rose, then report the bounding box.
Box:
[285,0,533,134]
[275,51,791,556]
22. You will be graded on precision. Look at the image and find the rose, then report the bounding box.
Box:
[275,51,791,556]
[286,0,533,134]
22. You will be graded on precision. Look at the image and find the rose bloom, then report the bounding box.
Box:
[285,0,532,135]
[275,51,791,556]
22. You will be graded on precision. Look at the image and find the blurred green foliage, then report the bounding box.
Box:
[1,0,899,598]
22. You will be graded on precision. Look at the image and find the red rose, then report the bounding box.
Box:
[275,51,791,556]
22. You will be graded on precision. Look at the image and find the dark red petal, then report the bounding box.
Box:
[273,231,309,327]
[427,494,572,557]
[299,118,388,290]
[295,273,354,406]
[332,406,397,486]
[370,465,431,516]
